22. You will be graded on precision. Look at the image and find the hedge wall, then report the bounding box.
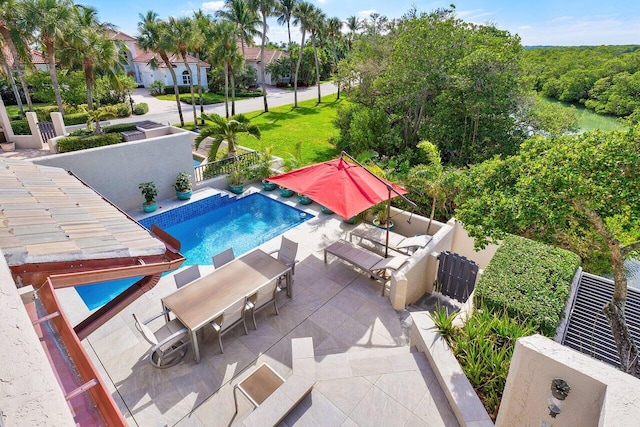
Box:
[164,85,203,95]
[9,119,30,135]
[474,235,581,337]
[103,123,137,133]
[57,133,121,153]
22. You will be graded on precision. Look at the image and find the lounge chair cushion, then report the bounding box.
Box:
[324,239,408,281]
[395,234,430,250]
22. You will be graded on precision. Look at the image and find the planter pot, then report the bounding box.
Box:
[372,218,395,230]
[320,205,334,214]
[0,142,15,152]
[176,190,192,200]
[297,194,313,205]
[343,216,357,224]
[142,202,157,213]
[229,183,244,194]
[262,180,277,191]
[279,187,294,197]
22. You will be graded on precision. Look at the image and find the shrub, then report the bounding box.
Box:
[149,80,165,96]
[474,235,581,336]
[57,133,121,153]
[133,102,149,115]
[68,128,94,137]
[9,119,31,135]
[103,123,137,134]
[34,105,59,121]
[64,112,90,126]
[164,85,197,95]
[114,103,131,117]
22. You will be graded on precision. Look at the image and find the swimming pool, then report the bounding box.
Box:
[75,193,312,310]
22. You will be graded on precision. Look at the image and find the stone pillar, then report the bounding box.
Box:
[25,112,44,148]
[0,97,14,141]
[50,112,65,137]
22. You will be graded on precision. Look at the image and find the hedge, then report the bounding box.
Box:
[34,105,60,121]
[164,85,202,95]
[474,235,581,337]
[9,119,31,135]
[103,123,137,133]
[57,133,121,153]
[133,102,149,115]
[64,112,90,125]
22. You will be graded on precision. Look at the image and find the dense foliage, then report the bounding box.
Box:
[57,132,121,152]
[523,45,640,121]
[474,235,580,336]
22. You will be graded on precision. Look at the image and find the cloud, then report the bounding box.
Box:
[357,9,376,17]
[201,1,224,12]
[519,25,532,30]
[316,0,326,3]
[551,16,573,23]
[456,9,483,19]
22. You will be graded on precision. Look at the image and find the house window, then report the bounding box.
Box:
[182,70,191,85]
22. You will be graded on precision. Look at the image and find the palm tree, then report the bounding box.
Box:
[0,0,33,113]
[250,0,277,113]
[23,0,75,115]
[211,20,243,118]
[291,1,315,107]
[308,8,325,104]
[345,15,360,50]
[192,10,213,125]
[194,113,260,160]
[168,16,198,127]
[276,0,297,82]
[137,11,185,126]
[326,16,341,99]
[216,0,260,58]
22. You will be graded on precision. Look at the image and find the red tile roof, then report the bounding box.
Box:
[133,50,210,68]
[30,50,46,64]
[242,46,288,64]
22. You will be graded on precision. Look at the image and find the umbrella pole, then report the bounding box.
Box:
[385,188,391,258]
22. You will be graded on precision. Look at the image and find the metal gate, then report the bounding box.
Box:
[436,251,479,303]
[38,121,56,142]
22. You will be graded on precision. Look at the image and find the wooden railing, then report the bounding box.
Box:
[194,151,260,183]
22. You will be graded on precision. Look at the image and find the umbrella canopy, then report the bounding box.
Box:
[267,157,408,219]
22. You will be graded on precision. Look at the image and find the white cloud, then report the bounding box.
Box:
[551,16,573,23]
[519,25,532,30]
[357,9,376,17]
[201,1,224,12]
[456,9,483,19]
[316,0,326,3]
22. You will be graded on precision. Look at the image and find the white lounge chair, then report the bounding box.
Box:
[324,239,408,295]
[132,310,190,368]
[350,223,432,255]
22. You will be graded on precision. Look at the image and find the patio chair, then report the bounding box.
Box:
[211,297,250,353]
[173,264,201,289]
[132,311,190,368]
[436,251,479,303]
[324,239,408,295]
[213,247,235,268]
[246,279,280,330]
[350,223,432,255]
[268,236,298,297]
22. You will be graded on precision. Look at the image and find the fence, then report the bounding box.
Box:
[194,151,260,183]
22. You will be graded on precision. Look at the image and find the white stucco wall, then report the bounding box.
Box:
[0,252,75,427]
[32,129,196,213]
[136,63,209,89]
[497,335,640,427]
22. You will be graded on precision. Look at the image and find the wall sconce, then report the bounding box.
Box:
[548,378,571,418]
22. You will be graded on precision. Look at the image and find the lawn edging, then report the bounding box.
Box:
[410,311,494,427]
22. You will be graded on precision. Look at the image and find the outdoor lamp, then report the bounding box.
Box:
[548,378,570,418]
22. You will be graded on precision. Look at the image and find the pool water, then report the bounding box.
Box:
[75,193,312,310]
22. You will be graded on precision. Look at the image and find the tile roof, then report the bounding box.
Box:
[30,50,46,65]
[242,46,288,64]
[133,50,210,68]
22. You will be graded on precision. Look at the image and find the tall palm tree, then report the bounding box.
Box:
[216,0,260,57]
[211,20,243,118]
[137,11,184,126]
[276,0,296,82]
[308,8,325,103]
[250,0,276,113]
[291,1,315,107]
[23,0,75,115]
[194,113,260,160]
[167,16,198,127]
[326,16,341,99]
[0,0,33,113]
[192,10,213,124]
[345,15,360,50]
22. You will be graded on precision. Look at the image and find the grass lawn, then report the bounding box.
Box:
[4,103,49,120]
[157,91,260,105]
[193,94,347,165]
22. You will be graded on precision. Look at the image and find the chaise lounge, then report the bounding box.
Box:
[349,222,432,255]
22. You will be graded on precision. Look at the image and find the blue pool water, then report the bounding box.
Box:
[75,193,312,310]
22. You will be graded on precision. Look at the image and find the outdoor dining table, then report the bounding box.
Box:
[162,249,291,363]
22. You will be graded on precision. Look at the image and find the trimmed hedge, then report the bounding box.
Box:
[103,123,137,133]
[474,235,581,337]
[133,102,149,115]
[9,119,31,135]
[114,103,131,117]
[34,105,60,121]
[164,85,202,95]
[64,112,90,125]
[57,133,121,153]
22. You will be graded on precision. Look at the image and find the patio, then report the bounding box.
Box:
[66,186,459,426]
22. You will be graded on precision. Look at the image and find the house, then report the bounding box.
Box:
[29,50,49,72]
[242,44,289,86]
[110,31,210,89]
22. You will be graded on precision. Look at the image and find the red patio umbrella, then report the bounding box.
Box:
[268,152,414,257]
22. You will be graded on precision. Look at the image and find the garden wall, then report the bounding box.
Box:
[32,130,194,213]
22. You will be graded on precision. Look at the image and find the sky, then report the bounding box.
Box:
[80,0,640,47]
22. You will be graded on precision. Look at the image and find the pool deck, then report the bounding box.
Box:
[59,184,459,427]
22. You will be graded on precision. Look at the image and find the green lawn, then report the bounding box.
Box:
[193,94,346,165]
[157,91,260,105]
[4,103,49,120]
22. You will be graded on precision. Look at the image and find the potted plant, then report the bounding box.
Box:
[297,193,313,205]
[279,141,301,197]
[139,181,158,213]
[174,172,193,200]
[370,202,394,230]
[257,144,277,191]
[227,160,247,194]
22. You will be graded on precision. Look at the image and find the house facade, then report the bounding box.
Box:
[242,45,289,86]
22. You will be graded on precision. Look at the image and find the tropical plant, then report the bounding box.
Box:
[138,181,158,204]
[173,172,192,192]
[345,15,360,50]
[276,0,296,47]
[308,7,325,103]
[149,80,165,96]
[429,305,459,344]
[291,1,315,107]
[255,142,274,180]
[192,10,214,124]
[167,16,198,126]
[216,0,260,57]
[194,113,261,161]
[282,140,302,171]
[210,19,243,117]
[250,0,277,113]
[406,141,446,234]
[86,105,117,134]
[326,16,342,99]
[227,159,249,185]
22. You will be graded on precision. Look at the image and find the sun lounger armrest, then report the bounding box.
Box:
[396,235,432,249]
[372,255,408,271]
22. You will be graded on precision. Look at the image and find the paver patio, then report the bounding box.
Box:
[62,186,459,427]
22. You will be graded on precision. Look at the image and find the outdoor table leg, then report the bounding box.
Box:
[191,329,200,363]
[162,302,170,323]
[286,269,293,298]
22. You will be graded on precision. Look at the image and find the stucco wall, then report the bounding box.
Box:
[32,130,195,213]
[497,335,640,427]
[0,252,75,426]
[450,220,500,269]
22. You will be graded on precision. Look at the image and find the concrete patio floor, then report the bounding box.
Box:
[66,186,459,427]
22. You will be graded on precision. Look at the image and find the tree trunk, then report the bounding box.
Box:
[84,60,94,110]
[0,25,32,110]
[196,52,204,125]
[427,196,436,235]
[161,52,184,126]
[0,48,23,116]
[224,62,229,118]
[331,38,340,100]
[181,49,197,128]
[294,31,306,108]
[287,20,294,85]
[260,13,268,113]
[313,38,321,104]
[45,41,64,116]
[231,64,236,116]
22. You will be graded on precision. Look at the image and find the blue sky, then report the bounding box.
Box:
[81,0,640,46]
